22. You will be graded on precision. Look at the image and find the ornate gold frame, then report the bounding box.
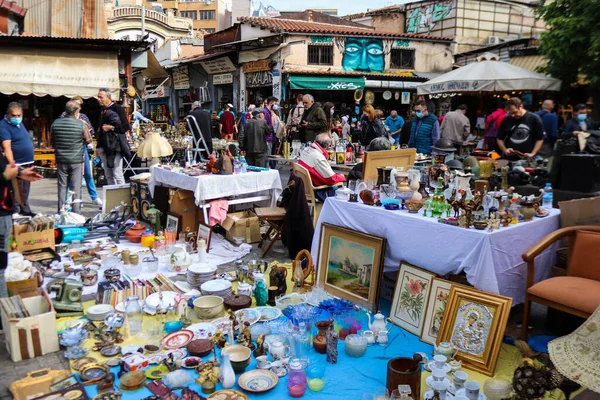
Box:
[437,286,512,376]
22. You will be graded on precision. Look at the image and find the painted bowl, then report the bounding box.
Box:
[193,296,225,320]
[405,200,423,213]
[221,344,252,373]
[473,221,488,230]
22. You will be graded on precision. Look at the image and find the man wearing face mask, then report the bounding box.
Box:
[0,102,36,216]
[497,97,544,160]
[561,104,600,139]
[299,94,327,143]
[408,101,440,155]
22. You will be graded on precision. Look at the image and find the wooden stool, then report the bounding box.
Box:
[255,207,286,257]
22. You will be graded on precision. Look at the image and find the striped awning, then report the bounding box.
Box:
[509,55,547,73]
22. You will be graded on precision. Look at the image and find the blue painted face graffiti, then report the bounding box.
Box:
[342,38,385,73]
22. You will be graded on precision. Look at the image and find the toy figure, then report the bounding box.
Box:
[242,321,254,350]
[196,362,220,385]
[253,334,266,358]
[213,331,227,349]
[447,188,460,218]
[228,309,239,335]
[326,317,338,364]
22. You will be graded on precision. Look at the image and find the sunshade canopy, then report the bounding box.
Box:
[417,60,561,95]
[289,75,365,91]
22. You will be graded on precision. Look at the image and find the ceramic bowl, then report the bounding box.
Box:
[221,344,252,373]
[473,221,488,230]
[405,200,424,213]
[193,296,225,320]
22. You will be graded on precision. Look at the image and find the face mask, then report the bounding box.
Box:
[577,113,587,121]
[272,104,279,111]
[330,109,334,115]
[351,117,357,123]
[9,117,22,126]
[416,111,424,119]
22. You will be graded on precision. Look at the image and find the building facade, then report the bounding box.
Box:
[144,0,244,33]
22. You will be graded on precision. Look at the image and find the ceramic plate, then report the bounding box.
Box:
[104,358,121,368]
[255,307,282,322]
[426,360,452,373]
[71,356,97,371]
[145,365,169,380]
[238,370,278,393]
[426,375,451,388]
[165,348,187,360]
[100,345,121,357]
[201,279,232,293]
[162,330,194,350]
[189,264,217,274]
[145,291,179,310]
[208,390,248,400]
[121,345,144,355]
[181,356,202,369]
[64,346,90,359]
[235,308,261,326]
[211,316,232,333]
[455,389,486,400]
[147,353,166,364]
[187,322,218,339]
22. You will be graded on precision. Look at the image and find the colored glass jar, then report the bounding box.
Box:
[287,359,308,398]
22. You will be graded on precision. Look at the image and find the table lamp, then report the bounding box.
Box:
[137,130,173,168]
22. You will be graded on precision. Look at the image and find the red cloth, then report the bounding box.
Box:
[298,142,346,187]
[486,108,507,129]
[219,111,235,135]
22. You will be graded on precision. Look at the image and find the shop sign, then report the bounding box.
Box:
[172,66,190,90]
[311,36,333,43]
[245,71,273,88]
[200,57,236,74]
[401,92,411,104]
[428,80,479,93]
[213,73,233,85]
[242,59,271,73]
[394,40,410,48]
[144,84,169,99]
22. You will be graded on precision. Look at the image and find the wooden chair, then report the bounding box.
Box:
[291,162,343,226]
[521,225,600,339]
[255,207,286,258]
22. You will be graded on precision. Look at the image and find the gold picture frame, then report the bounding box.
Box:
[362,148,416,184]
[420,278,452,345]
[317,223,386,308]
[437,286,512,376]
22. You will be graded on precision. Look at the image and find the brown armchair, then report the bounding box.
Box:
[521,225,600,339]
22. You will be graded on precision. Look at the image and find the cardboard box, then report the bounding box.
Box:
[169,189,198,234]
[559,196,600,228]
[13,225,55,252]
[221,211,261,244]
[6,277,39,298]
[0,290,59,362]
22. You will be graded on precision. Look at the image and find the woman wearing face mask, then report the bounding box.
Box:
[360,105,385,146]
[560,103,600,139]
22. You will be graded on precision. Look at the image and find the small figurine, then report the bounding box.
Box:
[163,353,177,372]
[253,334,266,358]
[213,331,227,349]
[242,321,254,350]
[254,280,268,307]
[447,188,460,218]
[499,212,512,227]
[228,309,239,335]
[487,217,501,232]
[196,362,220,385]
[326,317,338,365]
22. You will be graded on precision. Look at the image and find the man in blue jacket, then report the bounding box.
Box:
[408,101,440,154]
[535,99,558,157]
[384,110,404,145]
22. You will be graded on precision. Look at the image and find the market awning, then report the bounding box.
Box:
[289,75,365,91]
[509,55,547,73]
[0,47,119,98]
[142,50,168,79]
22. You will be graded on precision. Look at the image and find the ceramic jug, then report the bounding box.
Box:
[237,282,253,297]
[269,340,290,361]
[367,311,392,335]
[434,342,457,359]
[170,245,192,273]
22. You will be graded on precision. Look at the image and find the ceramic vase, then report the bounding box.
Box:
[519,203,536,221]
[408,169,422,201]
[219,353,235,389]
[313,321,330,354]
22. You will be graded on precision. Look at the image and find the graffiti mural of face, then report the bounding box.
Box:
[342,38,385,73]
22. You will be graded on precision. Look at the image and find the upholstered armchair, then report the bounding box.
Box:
[521,226,600,339]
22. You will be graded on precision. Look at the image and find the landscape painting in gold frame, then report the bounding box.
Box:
[317,223,386,308]
[437,286,512,376]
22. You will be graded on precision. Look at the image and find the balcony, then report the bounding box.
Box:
[110,6,192,30]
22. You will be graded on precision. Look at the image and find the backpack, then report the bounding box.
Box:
[485,114,500,138]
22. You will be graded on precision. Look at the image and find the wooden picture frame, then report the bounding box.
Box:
[166,213,181,234]
[317,223,386,308]
[362,148,416,184]
[420,278,453,345]
[437,286,513,376]
[197,223,213,253]
[390,261,436,336]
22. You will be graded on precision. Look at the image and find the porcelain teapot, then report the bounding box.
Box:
[434,341,457,359]
[367,311,392,335]
[170,245,192,273]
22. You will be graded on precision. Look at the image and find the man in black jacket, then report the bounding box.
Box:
[299,94,327,143]
[238,109,272,167]
[188,101,213,155]
[560,103,600,139]
[96,88,131,185]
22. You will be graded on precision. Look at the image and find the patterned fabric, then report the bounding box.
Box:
[548,305,600,392]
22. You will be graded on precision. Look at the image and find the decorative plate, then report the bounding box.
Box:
[165,348,187,360]
[187,322,218,339]
[100,345,121,358]
[383,90,392,100]
[211,316,232,333]
[147,353,166,364]
[71,356,97,371]
[365,90,375,105]
[208,390,248,400]
[80,363,109,381]
[181,356,202,369]
[65,346,90,359]
[238,370,279,393]
[145,365,170,380]
[255,307,282,322]
[235,308,261,326]
[162,329,194,350]
[104,358,121,368]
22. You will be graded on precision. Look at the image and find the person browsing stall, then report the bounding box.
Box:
[408,101,440,155]
[497,97,544,160]
[299,94,327,143]
[560,103,600,139]
[238,108,272,167]
[384,110,404,145]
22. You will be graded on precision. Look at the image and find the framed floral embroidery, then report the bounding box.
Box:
[390,261,436,336]
[420,278,452,345]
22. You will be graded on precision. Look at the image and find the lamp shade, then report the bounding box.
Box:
[137,131,173,159]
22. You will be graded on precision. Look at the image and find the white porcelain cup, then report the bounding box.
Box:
[363,330,376,345]
[465,380,480,400]
[430,380,450,398]
[432,369,447,382]
[453,370,468,389]
[434,354,447,369]
[256,355,269,369]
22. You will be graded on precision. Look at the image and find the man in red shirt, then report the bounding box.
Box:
[219,103,237,140]
[484,104,507,152]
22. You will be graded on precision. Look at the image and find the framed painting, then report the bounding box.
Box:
[166,213,181,233]
[390,261,436,336]
[317,223,386,308]
[420,278,452,345]
[437,286,512,376]
[197,223,213,253]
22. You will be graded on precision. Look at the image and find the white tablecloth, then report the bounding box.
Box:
[310,198,561,304]
[148,168,283,206]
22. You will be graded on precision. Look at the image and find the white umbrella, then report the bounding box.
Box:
[417,60,561,95]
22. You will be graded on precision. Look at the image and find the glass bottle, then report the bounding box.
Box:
[287,359,308,398]
[124,296,143,337]
[509,197,520,224]
[293,260,304,288]
[295,322,311,363]
[431,177,446,218]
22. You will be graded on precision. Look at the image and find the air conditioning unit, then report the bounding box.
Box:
[487,36,505,45]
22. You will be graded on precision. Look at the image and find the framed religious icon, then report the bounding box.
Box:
[437,286,512,376]
[166,213,181,234]
[317,223,386,308]
[390,261,436,336]
[197,223,213,253]
[420,278,453,345]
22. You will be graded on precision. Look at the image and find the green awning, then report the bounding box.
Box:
[289,75,365,90]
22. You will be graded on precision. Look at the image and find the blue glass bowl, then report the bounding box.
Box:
[164,321,184,334]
